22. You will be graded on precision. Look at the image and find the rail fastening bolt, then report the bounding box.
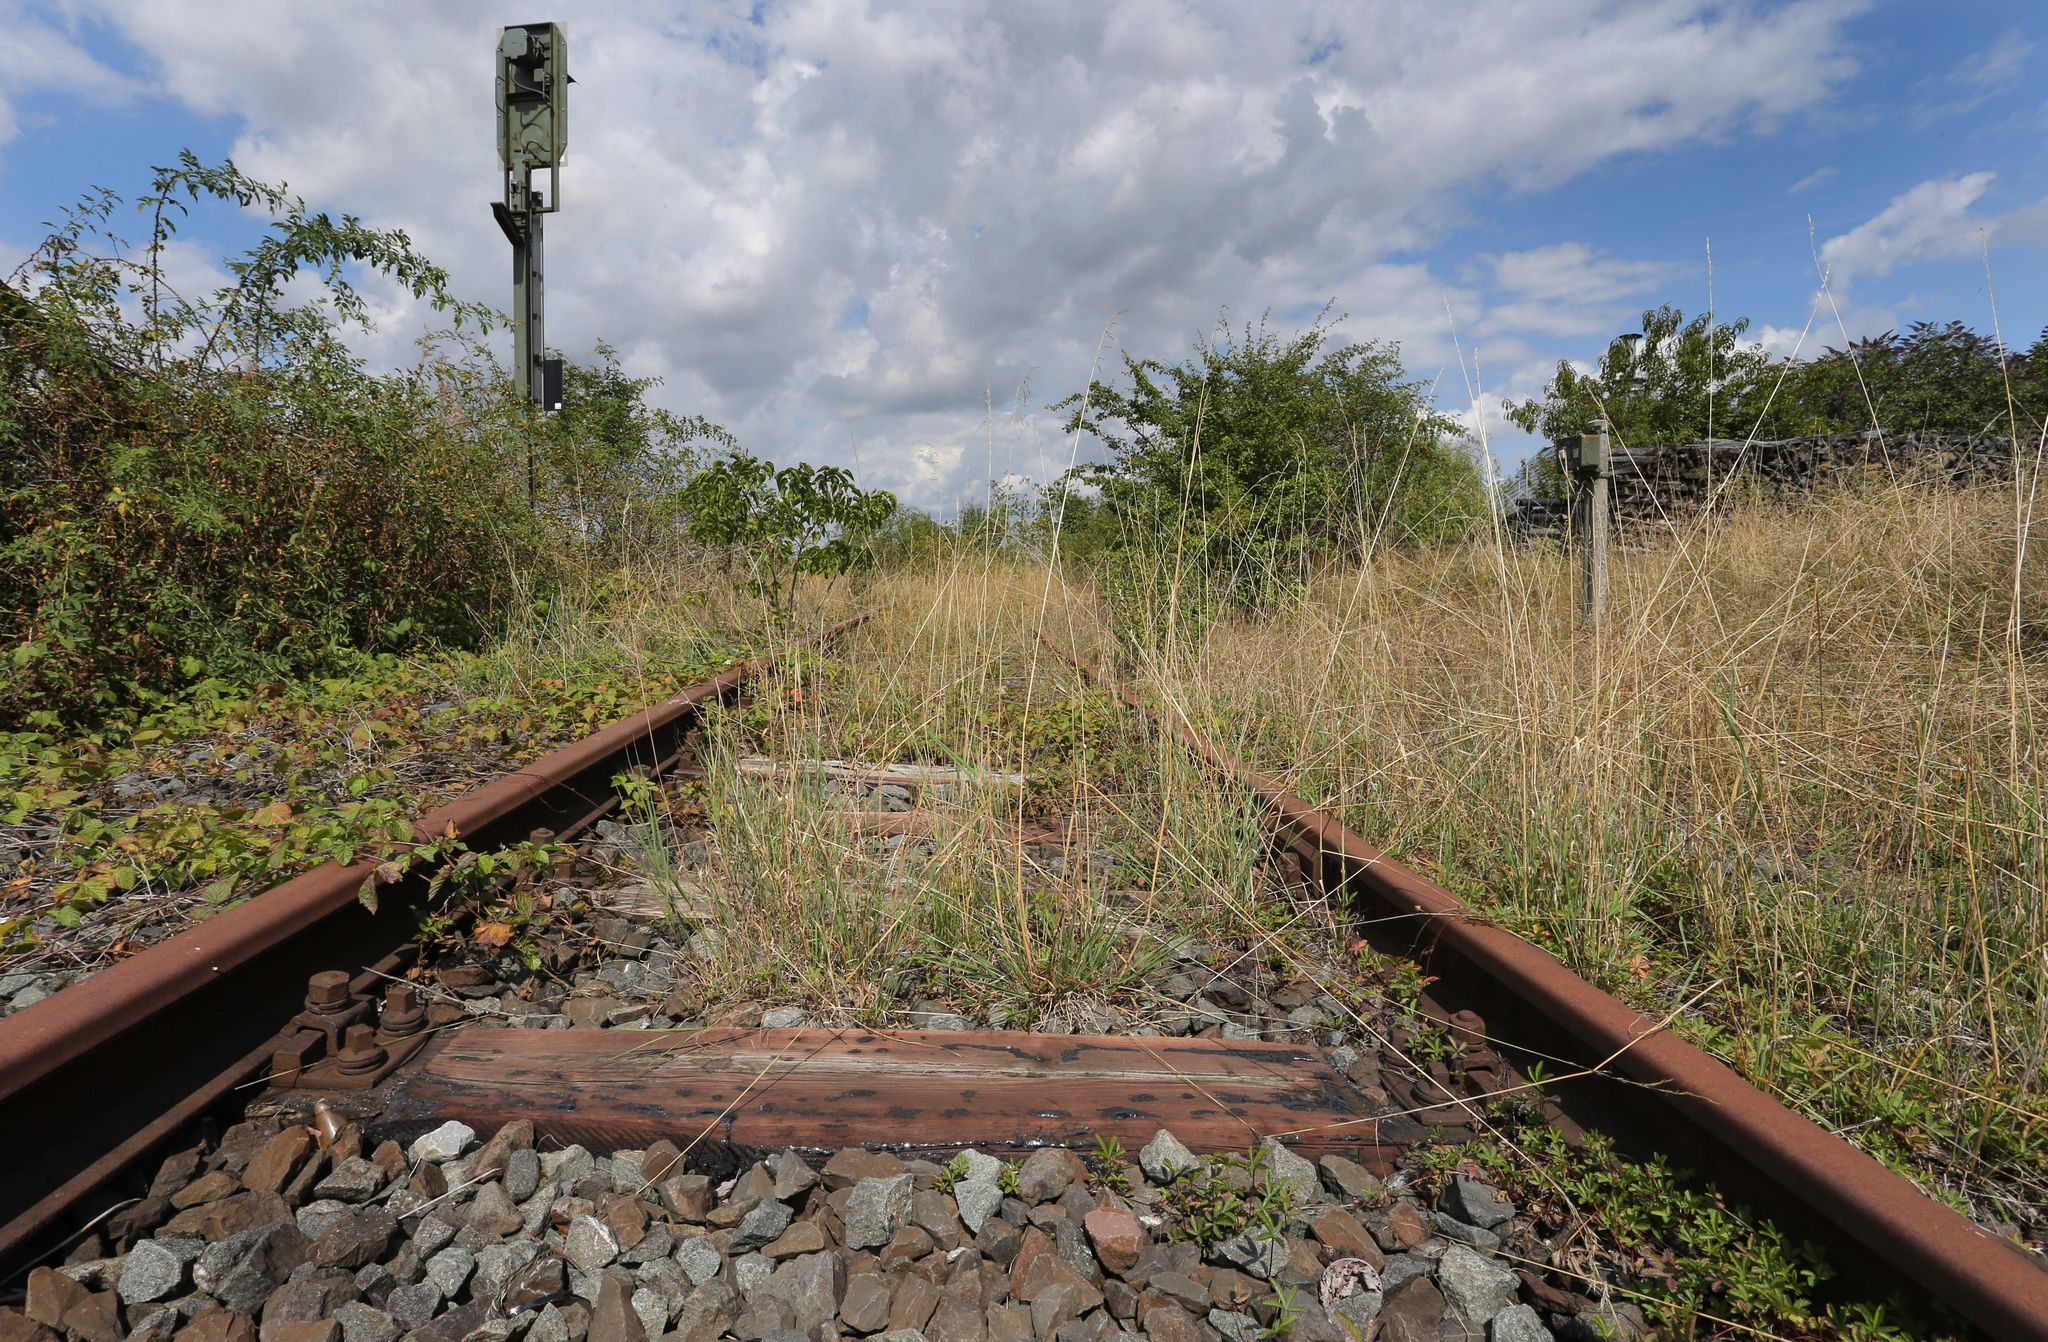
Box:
[381,983,426,1037]
[305,970,353,1015]
[336,1023,386,1075]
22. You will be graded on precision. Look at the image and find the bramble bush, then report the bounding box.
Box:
[0,155,736,730]
[0,155,538,726]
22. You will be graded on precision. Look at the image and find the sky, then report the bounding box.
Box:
[4,0,2046,514]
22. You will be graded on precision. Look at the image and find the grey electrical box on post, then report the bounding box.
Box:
[493,21,568,438]
[1574,427,1608,477]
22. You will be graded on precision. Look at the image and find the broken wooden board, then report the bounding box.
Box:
[733,757,1028,787]
[376,1027,1412,1167]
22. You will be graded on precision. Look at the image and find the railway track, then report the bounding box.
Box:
[0,615,2041,1342]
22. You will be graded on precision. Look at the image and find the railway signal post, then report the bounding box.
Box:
[492,21,570,493]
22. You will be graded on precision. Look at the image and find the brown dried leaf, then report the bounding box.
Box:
[473,920,514,947]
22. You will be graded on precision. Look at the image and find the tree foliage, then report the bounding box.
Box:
[1774,321,2048,440]
[1504,304,1779,450]
[1507,305,2048,462]
[0,157,542,726]
[0,156,749,728]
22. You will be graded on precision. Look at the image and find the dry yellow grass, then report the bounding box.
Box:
[1125,481,2046,1231]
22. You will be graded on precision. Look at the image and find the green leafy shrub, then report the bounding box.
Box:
[680,449,897,616]
[0,154,539,727]
[1056,308,1486,641]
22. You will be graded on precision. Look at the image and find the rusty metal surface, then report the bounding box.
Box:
[1045,635,2048,1341]
[357,1027,1409,1164]
[0,614,868,1272]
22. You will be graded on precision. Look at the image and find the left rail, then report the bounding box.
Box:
[0,612,869,1273]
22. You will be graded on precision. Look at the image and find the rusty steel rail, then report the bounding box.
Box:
[0,613,869,1273]
[1044,635,2048,1342]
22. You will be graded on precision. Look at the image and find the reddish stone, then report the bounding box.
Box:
[22,1271,85,1329]
[406,1160,447,1199]
[1310,1208,1384,1268]
[470,1120,536,1182]
[1377,1277,1445,1342]
[1206,1269,1259,1310]
[1136,1302,1206,1342]
[587,1273,648,1342]
[175,1310,256,1342]
[596,1192,649,1251]
[169,1171,241,1210]
[0,1308,57,1342]
[1013,1255,1101,1314]
[59,1292,124,1342]
[1081,1207,1147,1275]
[1006,1226,1054,1298]
[1383,1201,1428,1251]
[889,1274,941,1332]
[822,1149,909,1191]
[162,1191,294,1242]
[367,1140,406,1183]
[260,1323,339,1342]
[240,1129,315,1196]
[658,1174,714,1222]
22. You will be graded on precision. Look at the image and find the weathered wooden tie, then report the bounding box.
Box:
[378,1027,1406,1166]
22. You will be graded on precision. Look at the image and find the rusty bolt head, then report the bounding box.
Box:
[305,970,353,1013]
[336,1023,386,1075]
[380,983,425,1037]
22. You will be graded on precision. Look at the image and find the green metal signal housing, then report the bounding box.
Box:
[497,22,568,213]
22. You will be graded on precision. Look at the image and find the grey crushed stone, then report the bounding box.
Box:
[1257,1138,1320,1204]
[733,1252,774,1298]
[952,1179,1004,1236]
[115,1239,187,1304]
[333,1303,401,1342]
[1139,1129,1196,1184]
[1438,1244,1521,1323]
[676,1235,724,1286]
[504,1148,542,1202]
[1442,1175,1516,1230]
[1489,1303,1556,1341]
[423,1246,475,1298]
[730,1198,794,1254]
[563,1214,620,1271]
[843,1172,915,1249]
[384,1280,444,1325]
[408,1121,476,1163]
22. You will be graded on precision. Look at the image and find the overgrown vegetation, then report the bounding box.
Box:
[679,450,898,619]
[0,632,744,955]
[3,148,2041,1338]
[0,156,739,730]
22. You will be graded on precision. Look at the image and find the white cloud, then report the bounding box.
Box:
[1911,28,2033,126]
[1819,172,1996,292]
[30,0,1867,508]
[1475,243,1679,337]
[1787,165,1835,194]
[0,1,147,151]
